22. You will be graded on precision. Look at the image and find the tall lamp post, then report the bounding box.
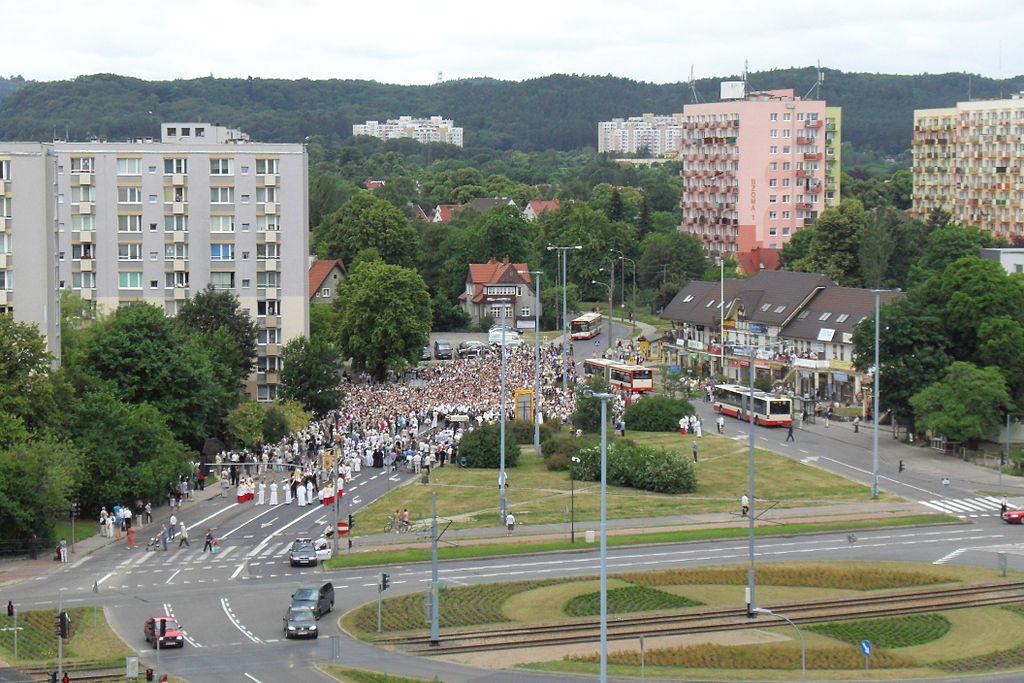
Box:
[1005,413,1023,509]
[498,298,511,521]
[611,250,637,340]
[530,270,543,456]
[752,608,805,680]
[583,389,617,683]
[591,279,612,352]
[872,290,881,500]
[569,455,580,543]
[547,244,583,391]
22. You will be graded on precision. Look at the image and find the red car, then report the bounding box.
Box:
[144,616,184,648]
[1002,509,1024,524]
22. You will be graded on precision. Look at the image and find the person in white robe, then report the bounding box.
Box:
[283,480,292,505]
[694,418,703,438]
[296,483,307,507]
[256,480,266,505]
[269,481,279,506]
[305,480,315,506]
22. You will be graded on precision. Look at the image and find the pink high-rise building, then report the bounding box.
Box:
[678,88,841,259]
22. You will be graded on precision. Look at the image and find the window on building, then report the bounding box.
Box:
[782,146,791,154]
[117,243,143,261]
[71,215,95,231]
[0,234,8,253]
[0,271,13,290]
[520,307,531,317]
[256,243,279,260]
[72,244,95,259]
[768,178,777,187]
[256,216,279,231]
[210,158,234,175]
[782,162,791,170]
[256,272,280,288]
[71,186,96,203]
[163,158,188,175]
[836,313,850,323]
[769,162,778,171]
[118,215,143,232]
[257,356,280,373]
[257,300,280,316]
[117,187,142,204]
[257,328,282,345]
[774,305,786,313]
[210,271,235,290]
[70,157,94,173]
[211,187,234,204]
[165,271,190,289]
[210,215,235,232]
[770,113,778,121]
[818,312,831,321]
[210,243,235,261]
[783,129,791,138]
[165,243,188,260]
[255,187,277,203]
[760,303,771,312]
[782,195,790,203]
[769,211,777,219]
[195,127,205,137]
[116,158,141,175]
[769,195,778,203]
[166,127,177,136]
[240,194,250,203]
[118,271,142,289]
[0,160,9,180]
[72,272,96,289]
[164,215,188,232]
[255,158,279,175]
[681,294,694,303]
[769,145,778,155]
[770,129,778,138]
[782,178,790,187]
[782,211,790,219]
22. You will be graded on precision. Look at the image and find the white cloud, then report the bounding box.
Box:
[1,0,1019,83]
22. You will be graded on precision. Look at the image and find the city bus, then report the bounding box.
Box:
[570,312,603,340]
[713,384,793,426]
[583,358,654,393]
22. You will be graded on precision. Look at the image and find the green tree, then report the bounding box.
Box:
[335,260,432,379]
[59,289,96,358]
[0,316,58,445]
[908,224,1003,287]
[858,208,897,288]
[778,226,816,270]
[457,423,520,468]
[637,232,708,289]
[308,171,356,229]
[227,400,267,449]
[315,192,419,267]
[801,200,870,286]
[262,405,291,444]
[635,195,653,241]
[469,204,536,264]
[309,303,343,351]
[275,400,312,433]
[540,283,580,331]
[977,317,1024,402]
[606,188,626,222]
[910,362,1013,446]
[176,285,258,382]
[573,375,613,433]
[278,336,343,417]
[537,204,636,301]
[932,257,1024,360]
[0,439,79,547]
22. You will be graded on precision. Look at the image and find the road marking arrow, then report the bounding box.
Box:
[801,456,819,463]
[259,517,278,529]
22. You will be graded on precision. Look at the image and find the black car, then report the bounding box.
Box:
[291,582,334,619]
[420,345,432,361]
[433,340,454,360]
[283,607,318,639]
[288,538,317,567]
[458,340,487,358]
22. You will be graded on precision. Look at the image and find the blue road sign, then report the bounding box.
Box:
[860,639,872,656]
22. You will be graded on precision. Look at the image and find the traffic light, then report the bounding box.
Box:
[160,618,167,638]
[54,611,69,638]
[70,502,80,519]
[380,573,390,591]
[898,459,905,473]
[348,514,354,529]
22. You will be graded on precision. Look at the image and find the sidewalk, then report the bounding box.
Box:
[349,499,931,552]
[0,476,227,587]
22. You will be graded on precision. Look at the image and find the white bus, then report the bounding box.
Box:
[713,384,793,427]
[570,312,603,340]
[583,358,654,393]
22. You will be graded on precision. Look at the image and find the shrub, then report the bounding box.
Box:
[511,420,535,444]
[457,423,520,469]
[570,444,602,481]
[808,613,951,649]
[623,395,695,432]
[572,376,612,433]
[539,417,563,443]
[543,431,597,472]
[545,452,570,471]
[571,643,913,669]
[262,405,291,444]
[564,586,702,617]
[619,564,951,590]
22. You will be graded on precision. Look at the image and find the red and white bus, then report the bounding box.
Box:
[583,358,654,393]
[570,312,603,340]
[713,384,793,427]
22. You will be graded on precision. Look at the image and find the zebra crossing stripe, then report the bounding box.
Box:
[933,548,968,565]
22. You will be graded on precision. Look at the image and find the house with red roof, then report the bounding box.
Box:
[736,247,781,276]
[522,199,561,221]
[308,259,346,304]
[458,257,540,330]
[431,204,463,223]
[364,179,386,190]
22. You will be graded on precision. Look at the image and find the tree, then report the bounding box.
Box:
[925,208,953,232]
[606,188,626,222]
[314,192,419,267]
[278,336,343,417]
[637,232,708,289]
[262,405,291,444]
[933,257,1024,360]
[908,224,1003,287]
[801,200,870,286]
[227,400,266,449]
[75,303,223,446]
[858,208,897,288]
[635,195,653,241]
[458,423,520,468]
[431,293,471,332]
[977,317,1024,402]
[309,303,343,351]
[469,204,536,264]
[275,400,313,433]
[0,316,58,444]
[779,227,816,270]
[177,285,258,383]
[573,375,613,433]
[540,283,580,331]
[0,439,79,547]
[537,204,636,301]
[911,362,1013,446]
[66,388,190,515]
[334,260,432,379]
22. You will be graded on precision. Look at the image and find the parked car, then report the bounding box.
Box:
[420,345,432,361]
[290,582,334,618]
[488,325,521,346]
[143,616,184,649]
[433,340,454,360]
[458,340,487,358]
[288,538,319,567]
[1002,509,1024,524]
[283,607,318,639]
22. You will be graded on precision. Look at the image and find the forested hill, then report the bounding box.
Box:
[0,69,1021,154]
[0,77,27,103]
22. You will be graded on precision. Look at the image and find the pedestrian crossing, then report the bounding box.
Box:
[918,496,1012,518]
[118,539,298,570]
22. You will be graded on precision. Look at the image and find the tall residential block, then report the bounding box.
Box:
[51,123,308,400]
[0,143,61,360]
[678,88,841,259]
[912,94,1024,241]
[352,116,463,147]
[597,114,684,156]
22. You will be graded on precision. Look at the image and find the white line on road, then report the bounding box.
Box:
[185,501,239,532]
[816,455,947,498]
[220,598,261,643]
[164,603,201,647]
[164,570,180,585]
[96,571,115,587]
[246,503,325,558]
[230,563,246,579]
[243,674,263,683]
[933,548,969,565]
[220,504,283,540]
[217,546,238,560]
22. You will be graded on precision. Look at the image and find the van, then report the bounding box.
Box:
[290,582,335,618]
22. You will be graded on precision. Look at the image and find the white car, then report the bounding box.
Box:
[489,326,522,346]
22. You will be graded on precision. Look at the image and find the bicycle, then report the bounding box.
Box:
[384,516,397,533]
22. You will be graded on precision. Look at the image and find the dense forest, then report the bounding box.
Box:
[0,69,1021,154]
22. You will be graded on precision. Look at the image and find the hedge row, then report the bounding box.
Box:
[622,395,696,432]
[570,440,696,494]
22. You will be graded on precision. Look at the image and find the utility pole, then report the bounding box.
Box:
[531,271,543,456]
[607,260,614,351]
[746,350,757,617]
[586,390,617,683]
[547,244,582,391]
[872,290,880,500]
[499,302,508,521]
[430,492,439,646]
[332,445,340,555]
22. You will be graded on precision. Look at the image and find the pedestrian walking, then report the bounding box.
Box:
[824,407,832,428]
[203,529,214,553]
[678,416,688,435]
[716,415,725,434]
[177,525,190,548]
[692,441,699,463]
[160,525,168,551]
[144,501,152,525]
[126,527,135,549]
[220,477,229,498]
[741,494,749,517]
[505,512,516,535]
[168,514,178,539]
[853,416,860,433]
[786,423,795,442]
[99,507,109,538]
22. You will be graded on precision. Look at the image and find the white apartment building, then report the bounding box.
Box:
[597,114,684,156]
[0,143,61,360]
[19,122,310,401]
[353,116,464,147]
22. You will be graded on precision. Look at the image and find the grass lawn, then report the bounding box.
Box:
[53,520,98,545]
[351,432,890,538]
[318,665,434,683]
[326,514,954,569]
[578,301,667,331]
[0,606,133,667]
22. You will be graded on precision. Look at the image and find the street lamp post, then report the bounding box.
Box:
[752,608,805,680]
[547,244,583,391]
[591,279,612,352]
[611,250,637,340]
[499,300,509,521]
[530,271,543,456]
[872,289,880,500]
[570,455,580,543]
[583,389,617,683]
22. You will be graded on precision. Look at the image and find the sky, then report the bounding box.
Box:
[2,0,1020,85]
